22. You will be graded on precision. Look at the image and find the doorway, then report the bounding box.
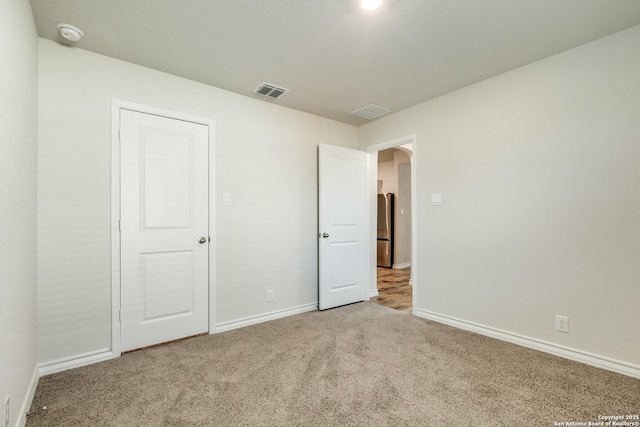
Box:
[367,138,416,314]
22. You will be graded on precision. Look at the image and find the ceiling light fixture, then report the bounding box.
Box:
[360,0,383,10]
[57,23,84,42]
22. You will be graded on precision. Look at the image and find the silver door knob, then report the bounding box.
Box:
[199,237,207,244]
[322,233,330,238]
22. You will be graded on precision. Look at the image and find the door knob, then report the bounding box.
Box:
[199,237,207,244]
[322,233,330,238]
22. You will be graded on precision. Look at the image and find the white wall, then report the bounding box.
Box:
[395,161,412,267]
[37,39,358,365]
[377,160,396,194]
[0,0,39,424]
[360,25,640,369]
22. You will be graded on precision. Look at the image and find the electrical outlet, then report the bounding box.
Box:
[555,315,569,333]
[266,290,274,302]
[4,395,9,427]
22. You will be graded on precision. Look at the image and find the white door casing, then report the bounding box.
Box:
[119,109,209,352]
[318,144,367,310]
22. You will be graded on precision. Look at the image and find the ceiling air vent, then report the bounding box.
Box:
[351,104,391,120]
[253,82,289,99]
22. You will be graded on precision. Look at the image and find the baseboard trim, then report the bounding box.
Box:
[38,349,113,377]
[368,289,379,298]
[393,262,411,269]
[415,309,640,379]
[215,303,318,333]
[17,365,39,427]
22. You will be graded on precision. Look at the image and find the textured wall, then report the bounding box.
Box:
[0,0,38,424]
[38,39,358,364]
[359,25,640,366]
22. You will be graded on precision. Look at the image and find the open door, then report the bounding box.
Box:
[318,144,367,310]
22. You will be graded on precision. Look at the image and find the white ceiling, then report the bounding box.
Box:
[30,0,640,126]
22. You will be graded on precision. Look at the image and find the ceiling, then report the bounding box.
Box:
[30,0,640,126]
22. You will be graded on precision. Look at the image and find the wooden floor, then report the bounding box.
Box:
[371,267,412,313]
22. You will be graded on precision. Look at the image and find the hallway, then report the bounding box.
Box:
[371,268,412,313]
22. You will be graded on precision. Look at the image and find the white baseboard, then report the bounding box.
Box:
[215,303,318,333]
[368,288,379,299]
[38,349,113,377]
[393,262,412,269]
[37,304,319,375]
[16,365,39,427]
[415,309,640,379]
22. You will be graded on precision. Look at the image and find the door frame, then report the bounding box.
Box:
[110,99,216,357]
[365,134,418,315]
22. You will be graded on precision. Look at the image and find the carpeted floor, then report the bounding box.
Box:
[27,302,639,426]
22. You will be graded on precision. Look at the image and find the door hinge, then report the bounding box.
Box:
[118,220,121,232]
[118,310,121,322]
[118,128,121,142]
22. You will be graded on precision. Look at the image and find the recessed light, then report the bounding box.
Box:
[361,0,383,10]
[57,23,84,42]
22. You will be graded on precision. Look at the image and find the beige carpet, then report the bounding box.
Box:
[28,302,639,426]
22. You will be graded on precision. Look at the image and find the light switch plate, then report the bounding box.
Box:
[222,193,231,206]
[431,193,442,206]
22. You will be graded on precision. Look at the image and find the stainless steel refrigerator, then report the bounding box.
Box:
[377,193,394,267]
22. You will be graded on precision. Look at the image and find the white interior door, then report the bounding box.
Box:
[120,109,209,352]
[318,144,367,310]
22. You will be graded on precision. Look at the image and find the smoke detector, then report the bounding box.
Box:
[351,104,391,120]
[253,82,289,100]
[57,23,84,42]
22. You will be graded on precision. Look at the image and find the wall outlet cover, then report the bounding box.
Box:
[555,315,569,333]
